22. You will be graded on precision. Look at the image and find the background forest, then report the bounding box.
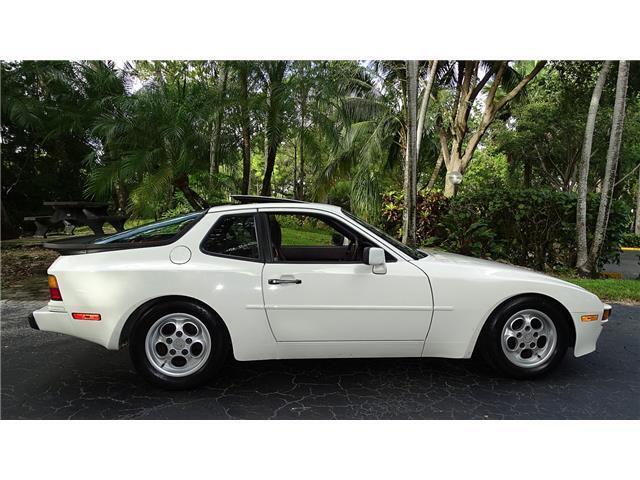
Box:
[2,60,639,276]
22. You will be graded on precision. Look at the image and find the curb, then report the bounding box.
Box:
[621,247,640,251]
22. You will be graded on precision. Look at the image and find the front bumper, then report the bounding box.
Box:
[572,303,611,357]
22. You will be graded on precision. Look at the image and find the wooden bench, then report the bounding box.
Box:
[23,216,63,238]
[63,215,127,236]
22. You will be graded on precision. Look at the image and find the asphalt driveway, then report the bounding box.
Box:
[1,299,638,420]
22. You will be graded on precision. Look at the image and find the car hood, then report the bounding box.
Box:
[415,249,585,291]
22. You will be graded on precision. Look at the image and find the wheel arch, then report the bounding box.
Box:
[472,292,576,356]
[118,295,233,353]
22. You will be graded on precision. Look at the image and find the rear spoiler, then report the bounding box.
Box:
[42,235,173,255]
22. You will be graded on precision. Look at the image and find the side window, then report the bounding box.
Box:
[275,214,352,248]
[201,214,259,260]
[267,212,392,263]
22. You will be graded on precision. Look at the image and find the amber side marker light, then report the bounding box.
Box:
[72,313,102,321]
[581,315,599,322]
[48,275,62,301]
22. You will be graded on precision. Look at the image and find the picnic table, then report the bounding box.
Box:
[24,201,127,238]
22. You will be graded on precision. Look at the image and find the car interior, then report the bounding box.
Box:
[267,213,385,263]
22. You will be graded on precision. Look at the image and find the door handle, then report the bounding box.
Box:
[268,278,302,285]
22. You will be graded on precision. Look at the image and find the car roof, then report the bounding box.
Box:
[206,201,343,214]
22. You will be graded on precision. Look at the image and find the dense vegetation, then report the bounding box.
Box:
[2,60,639,275]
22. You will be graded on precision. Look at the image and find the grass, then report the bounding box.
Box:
[561,277,640,304]
[280,226,334,246]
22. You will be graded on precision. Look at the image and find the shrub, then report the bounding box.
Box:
[381,186,630,272]
[621,233,640,247]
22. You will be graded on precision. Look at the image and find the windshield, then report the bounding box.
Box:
[94,212,204,245]
[342,210,427,260]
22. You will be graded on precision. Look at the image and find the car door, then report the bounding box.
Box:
[259,208,433,345]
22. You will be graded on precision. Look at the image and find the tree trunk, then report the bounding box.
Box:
[441,61,547,198]
[587,61,630,274]
[1,196,18,240]
[261,145,277,196]
[260,62,287,197]
[443,167,460,197]
[402,60,419,246]
[114,179,128,214]
[293,142,298,198]
[239,64,252,195]
[426,152,444,190]
[175,174,208,211]
[209,64,229,184]
[297,98,306,201]
[576,61,612,275]
[635,166,640,235]
[416,60,438,159]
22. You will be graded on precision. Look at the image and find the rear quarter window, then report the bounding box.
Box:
[94,212,203,245]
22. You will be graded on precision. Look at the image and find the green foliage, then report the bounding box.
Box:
[621,233,640,247]
[2,59,638,274]
[381,186,629,271]
[460,148,510,192]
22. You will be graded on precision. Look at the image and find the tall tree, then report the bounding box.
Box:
[416,60,438,158]
[576,61,612,274]
[209,62,229,182]
[402,60,419,246]
[238,62,252,195]
[439,60,547,197]
[587,61,631,273]
[635,166,640,235]
[260,61,289,196]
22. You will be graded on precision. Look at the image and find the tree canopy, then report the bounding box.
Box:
[2,60,639,273]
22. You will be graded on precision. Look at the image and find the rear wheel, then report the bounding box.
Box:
[480,297,569,379]
[129,301,229,389]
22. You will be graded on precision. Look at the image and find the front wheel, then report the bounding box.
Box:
[129,301,229,389]
[480,297,569,379]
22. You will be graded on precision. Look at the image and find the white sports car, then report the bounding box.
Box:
[30,196,611,389]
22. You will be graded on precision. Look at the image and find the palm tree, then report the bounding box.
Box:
[259,61,290,196]
[403,60,419,246]
[87,71,210,217]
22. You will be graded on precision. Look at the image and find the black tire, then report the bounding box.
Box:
[129,300,230,389]
[479,296,569,379]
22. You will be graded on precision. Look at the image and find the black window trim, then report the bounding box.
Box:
[199,211,265,263]
[258,209,398,265]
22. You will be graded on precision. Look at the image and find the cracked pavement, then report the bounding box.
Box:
[1,300,638,419]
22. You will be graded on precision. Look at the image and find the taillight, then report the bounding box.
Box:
[48,275,62,301]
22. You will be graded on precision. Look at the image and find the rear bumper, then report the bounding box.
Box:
[31,306,77,337]
[30,304,116,349]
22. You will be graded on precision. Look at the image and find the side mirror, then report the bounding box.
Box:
[364,247,387,274]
